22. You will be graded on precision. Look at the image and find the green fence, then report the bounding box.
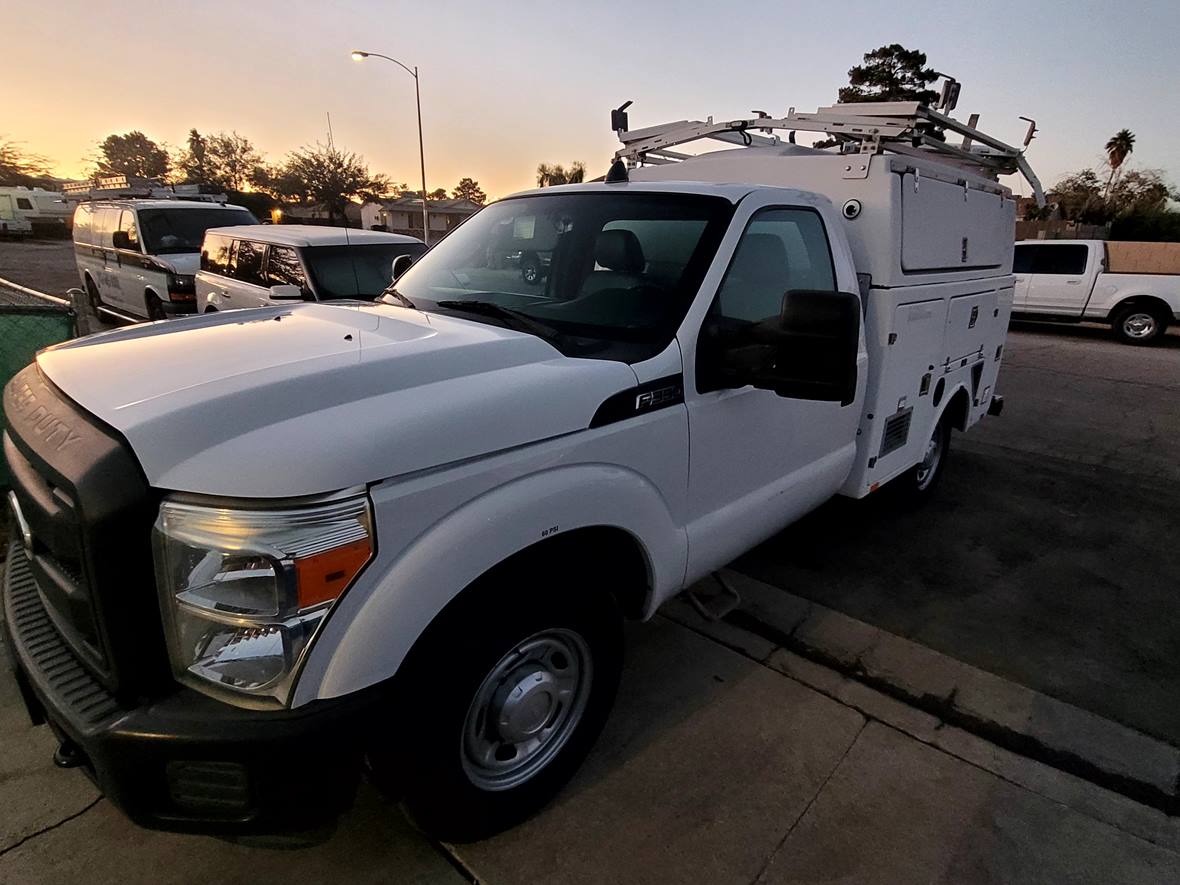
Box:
[0,305,76,489]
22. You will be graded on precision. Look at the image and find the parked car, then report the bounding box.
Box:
[197,225,425,311]
[72,199,258,319]
[4,101,1028,843]
[1014,239,1180,344]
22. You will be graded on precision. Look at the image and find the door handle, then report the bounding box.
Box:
[1066,280,1081,285]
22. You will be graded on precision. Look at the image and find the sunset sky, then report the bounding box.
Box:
[5,0,1179,201]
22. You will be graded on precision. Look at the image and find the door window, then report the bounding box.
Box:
[266,245,309,293]
[698,207,838,393]
[1017,244,1088,275]
[711,208,836,324]
[231,240,267,286]
[201,233,233,273]
[16,197,33,210]
[117,210,140,249]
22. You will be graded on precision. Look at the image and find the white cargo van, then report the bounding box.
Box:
[196,225,425,311]
[72,199,257,319]
[3,99,1039,841]
[1014,239,1180,344]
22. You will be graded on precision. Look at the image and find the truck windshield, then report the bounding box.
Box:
[392,191,734,362]
[138,207,258,255]
[307,242,427,299]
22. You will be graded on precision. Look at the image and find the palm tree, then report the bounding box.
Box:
[1103,129,1135,202]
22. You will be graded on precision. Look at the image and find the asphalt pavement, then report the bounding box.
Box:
[736,322,1180,744]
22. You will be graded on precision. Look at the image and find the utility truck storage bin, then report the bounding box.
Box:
[899,169,1014,274]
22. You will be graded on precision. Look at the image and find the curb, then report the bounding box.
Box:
[664,569,1180,815]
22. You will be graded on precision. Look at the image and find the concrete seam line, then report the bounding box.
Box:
[434,838,483,885]
[666,576,1180,814]
[0,797,102,858]
[751,718,868,885]
[667,614,1180,855]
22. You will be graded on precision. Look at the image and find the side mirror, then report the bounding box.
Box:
[268,284,303,300]
[717,290,861,405]
[391,253,415,281]
[111,231,132,250]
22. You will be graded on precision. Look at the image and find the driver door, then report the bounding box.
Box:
[681,202,865,581]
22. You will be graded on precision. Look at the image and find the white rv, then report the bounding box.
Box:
[0,192,32,236]
[3,98,1039,841]
[0,187,72,235]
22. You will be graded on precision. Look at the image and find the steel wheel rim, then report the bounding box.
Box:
[1123,312,1156,339]
[461,627,592,791]
[915,426,944,490]
[523,264,538,282]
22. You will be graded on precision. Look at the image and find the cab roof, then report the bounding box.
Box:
[203,225,424,248]
[501,180,760,203]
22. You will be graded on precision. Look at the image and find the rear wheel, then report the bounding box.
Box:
[888,414,951,505]
[1112,304,1167,345]
[374,564,622,842]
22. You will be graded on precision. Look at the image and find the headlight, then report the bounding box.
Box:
[153,494,373,707]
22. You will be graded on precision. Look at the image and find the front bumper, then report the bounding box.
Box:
[160,298,197,316]
[2,540,373,834]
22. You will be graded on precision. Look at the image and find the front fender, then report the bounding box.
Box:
[293,463,686,704]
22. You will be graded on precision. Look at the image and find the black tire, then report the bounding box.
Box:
[888,413,951,506]
[375,562,623,843]
[1111,303,1168,346]
[84,276,103,312]
[145,292,168,322]
[520,254,541,285]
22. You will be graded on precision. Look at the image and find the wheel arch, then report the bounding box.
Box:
[294,465,682,706]
[1106,294,1173,324]
[941,385,973,432]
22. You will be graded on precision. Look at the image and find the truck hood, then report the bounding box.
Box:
[36,303,638,497]
[149,252,200,275]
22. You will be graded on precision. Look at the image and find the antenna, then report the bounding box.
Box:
[326,112,335,149]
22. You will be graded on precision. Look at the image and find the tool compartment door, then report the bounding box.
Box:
[872,297,947,473]
[900,173,1013,274]
[945,290,995,366]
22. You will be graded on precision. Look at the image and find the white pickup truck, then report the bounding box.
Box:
[2,101,1036,842]
[1014,239,1180,344]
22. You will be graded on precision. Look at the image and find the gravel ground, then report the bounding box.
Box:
[0,239,78,303]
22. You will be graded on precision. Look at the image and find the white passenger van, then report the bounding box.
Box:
[72,199,257,319]
[196,225,425,311]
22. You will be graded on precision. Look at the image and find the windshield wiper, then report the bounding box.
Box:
[378,286,418,309]
[435,300,565,346]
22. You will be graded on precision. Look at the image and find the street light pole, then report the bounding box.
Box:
[351,49,429,244]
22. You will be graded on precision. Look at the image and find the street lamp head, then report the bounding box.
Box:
[350,50,369,61]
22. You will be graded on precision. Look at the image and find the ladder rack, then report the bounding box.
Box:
[62,176,228,203]
[614,101,1044,205]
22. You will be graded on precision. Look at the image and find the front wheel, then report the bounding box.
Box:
[145,292,168,321]
[1112,304,1167,345]
[375,567,623,842]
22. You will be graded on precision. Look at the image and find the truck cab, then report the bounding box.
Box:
[3,100,1037,843]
